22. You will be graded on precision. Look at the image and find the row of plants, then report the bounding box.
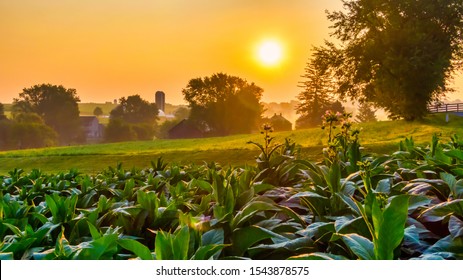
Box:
[1,111,462,259]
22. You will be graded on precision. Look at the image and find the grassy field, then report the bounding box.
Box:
[1,113,463,174]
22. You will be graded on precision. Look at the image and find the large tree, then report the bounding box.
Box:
[296,59,337,128]
[314,0,463,120]
[12,84,82,143]
[110,95,158,124]
[182,73,263,136]
[106,95,158,142]
[356,102,377,123]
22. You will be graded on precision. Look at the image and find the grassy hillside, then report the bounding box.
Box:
[1,114,463,174]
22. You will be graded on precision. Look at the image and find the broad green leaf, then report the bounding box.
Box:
[87,221,102,239]
[231,201,280,229]
[449,216,463,239]
[192,244,227,260]
[202,228,224,246]
[375,179,391,194]
[117,239,154,260]
[249,236,313,252]
[403,225,431,254]
[77,234,119,260]
[45,194,58,222]
[253,183,276,194]
[172,226,190,260]
[341,233,375,260]
[2,222,23,237]
[297,222,335,240]
[373,195,409,260]
[0,252,14,260]
[424,235,463,259]
[444,149,463,161]
[288,253,348,260]
[419,199,463,222]
[290,191,328,200]
[231,226,286,256]
[337,193,362,216]
[155,231,173,260]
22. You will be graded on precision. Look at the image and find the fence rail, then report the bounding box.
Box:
[428,103,463,113]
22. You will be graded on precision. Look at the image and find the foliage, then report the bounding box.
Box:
[182,73,264,136]
[356,103,377,123]
[106,95,158,142]
[93,107,103,117]
[12,84,82,144]
[296,101,345,129]
[0,103,6,120]
[314,0,463,120]
[0,113,58,150]
[2,128,463,259]
[110,95,158,125]
[296,59,336,128]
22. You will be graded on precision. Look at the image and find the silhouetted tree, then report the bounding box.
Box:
[0,103,6,120]
[106,95,158,142]
[313,0,463,120]
[110,95,158,124]
[182,73,263,136]
[11,113,58,149]
[12,84,81,144]
[93,106,103,117]
[356,102,377,123]
[296,59,337,128]
[173,106,190,120]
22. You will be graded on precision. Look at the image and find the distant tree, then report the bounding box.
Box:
[296,101,345,129]
[356,103,377,123]
[93,106,103,117]
[0,103,6,120]
[10,113,58,149]
[173,106,190,120]
[104,118,137,142]
[314,0,463,120]
[182,73,263,136]
[296,59,337,129]
[0,103,10,149]
[106,95,158,142]
[12,84,81,144]
[110,95,158,124]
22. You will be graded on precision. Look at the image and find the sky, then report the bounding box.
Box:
[1,0,462,105]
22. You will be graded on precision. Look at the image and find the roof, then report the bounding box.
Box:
[79,116,99,126]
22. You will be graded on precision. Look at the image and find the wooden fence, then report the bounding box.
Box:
[428,103,463,113]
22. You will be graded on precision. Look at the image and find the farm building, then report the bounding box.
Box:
[80,116,104,143]
[264,113,292,131]
[168,119,203,139]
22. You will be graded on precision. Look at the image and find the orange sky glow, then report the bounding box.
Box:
[1,0,462,105]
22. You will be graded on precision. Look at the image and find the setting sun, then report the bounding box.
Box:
[257,40,283,66]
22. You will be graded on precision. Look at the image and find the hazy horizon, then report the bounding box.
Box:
[2,1,463,105]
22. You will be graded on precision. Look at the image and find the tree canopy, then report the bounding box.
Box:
[296,59,338,128]
[314,0,463,120]
[12,84,81,143]
[182,73,263,136]
[356,102,377,123]
[93,107,103,117]
[110,95,158,124]
[106,95,158,142]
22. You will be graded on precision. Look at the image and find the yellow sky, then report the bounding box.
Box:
[1,0,462,104]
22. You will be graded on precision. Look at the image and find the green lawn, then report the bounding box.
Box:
[1,114,463,174]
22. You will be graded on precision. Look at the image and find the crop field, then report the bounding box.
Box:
[1,114,463,260]
[1,114,463,174]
